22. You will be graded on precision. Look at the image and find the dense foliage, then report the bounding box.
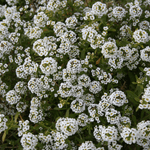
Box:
[0,0,150,149]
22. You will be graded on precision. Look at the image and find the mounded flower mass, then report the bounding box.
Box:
[0,0,150,149]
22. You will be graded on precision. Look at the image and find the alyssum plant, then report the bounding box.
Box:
[0,0,150,149]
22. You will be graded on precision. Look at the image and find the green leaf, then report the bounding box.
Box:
[132,82,137,84]
[81,49,86,59]
[65,108,70,117]
[140,110,145,119]
[127,27,132,36]
[136,106,139,112]
[136,78,144,84]
[128,71,135,82]
[108,28,116,32]
[87,124,92,135]
[139,67,144,72]
[53,107,66,110]
[126,90,139,104]
[14,112,20,123]
[2,130,7,143]
[135,85,144,97]
[134,97,140,102]
[132,115,137,124]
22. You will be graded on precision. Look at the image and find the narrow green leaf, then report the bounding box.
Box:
[109,28,116,32]
[140,110,145,119]
[2,130,6,143]
[126,90,139,104]
[15,112,20,123]
[54,107,66,110]
[139,67,144,72]
[127,27,132,36]
[132,82,137,84]
[132,115,137,124]
[128,72,135,82]
[65,108,70,117]
[136,106,139,112]
[134,97,140,102]
[135,85,144,97]
[81,49,86,59]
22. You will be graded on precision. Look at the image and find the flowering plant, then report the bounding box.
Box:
[0,0,150,149]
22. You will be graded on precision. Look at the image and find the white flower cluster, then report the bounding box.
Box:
[16,102,28,113]
[70,98,85,113]
[0,63,8,75]
[0,78,8,98]
[81,25,105,49]
[108,141,123,150]
[29,97,45,123]
[14,81,27,95]
[133,29,149,43]
[77,113,89,127]
[139,20,150,30]
[89,81,102,94]
[28,75,51,97]
[78,141,96,150]
[6,90,21,105]
[139,86,150,109]
[24,26,43,39]
[16,56,38,79]
[92,2,108,18]
[57,82,73,98]
[18,120,30,137]
[51,131,68,149]
[108,6,127,22]
[105,108,121,125]
[56,117,78,136]
[0,41,14,59]
[140,46,150,62]
[136,120,150,148]
[33,12,48,27]
[65,15,78,29]
[119,25,132,38]
[129,3,143,19]
[82,93,95,106]
[144,67,150,76]
[117,116,131,132]
[40,57,57,76]
[88,104,102,123]
[109,90,128,107]
[1,0,150,149]
[91,67,115,84]
[0,114,8,134]
[93,125,118,143]
[20,132,38,150]
[120,127,137,145]
[6,0,18,6]
[47,0,67,13]
[33,36,57,56]
[101,41,118,58]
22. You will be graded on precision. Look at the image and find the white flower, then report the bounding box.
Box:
[0,114,8,134]
[140,46,150,62]
[101,41,118,58]
[40,57,57,76]
[89,81,102,94]
[6,90,21,105]
[70,98,85,113]
[129,5,143,18]
[20,132,38,149]
[92,2,108,18]
[133,29,149,43]
[55,117,78,136]
[78,141,96,150]
[121,127,137,144]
